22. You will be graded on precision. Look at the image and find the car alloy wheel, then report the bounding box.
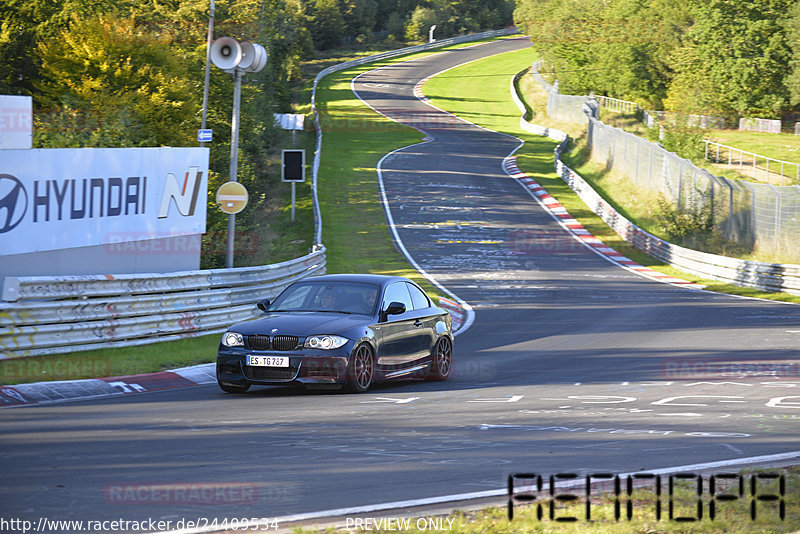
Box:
[428,336,452,380]
[347,343,374,393]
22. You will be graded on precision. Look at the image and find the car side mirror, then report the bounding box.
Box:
[384,301,406,316]
[256,299,271,312]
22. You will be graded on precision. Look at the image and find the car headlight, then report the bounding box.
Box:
[221,331,244,347]
[304,335,348,350]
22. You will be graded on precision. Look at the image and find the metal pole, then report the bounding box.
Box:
[291,128,296,222]
[225,68,243,269]
[291,183,296,222]
[200,0,215,141]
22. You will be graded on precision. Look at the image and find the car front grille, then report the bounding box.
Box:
[247,335,271,350]
[272,336,299,351]
[246,335,299,351]
[244,366,298,381]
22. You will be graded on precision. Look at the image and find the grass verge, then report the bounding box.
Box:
[706,130,800,164]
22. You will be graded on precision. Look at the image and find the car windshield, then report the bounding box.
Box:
[268,281,380,315]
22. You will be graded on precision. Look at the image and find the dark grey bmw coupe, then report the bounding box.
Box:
[216,274,454,393]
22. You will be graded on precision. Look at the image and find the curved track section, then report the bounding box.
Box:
[1,38,799,527]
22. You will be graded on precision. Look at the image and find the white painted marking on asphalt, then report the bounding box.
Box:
[360,397,420,404]
[685,381,751,387]
[651,395,745,406]
[468,395,523,403]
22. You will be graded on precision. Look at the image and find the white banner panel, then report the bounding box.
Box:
[0,147,209,255]
[0,95,32,149]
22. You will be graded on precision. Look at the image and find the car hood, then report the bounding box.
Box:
[229,312,372,336]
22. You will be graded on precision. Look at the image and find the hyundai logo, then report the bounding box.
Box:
[0,174,27,234]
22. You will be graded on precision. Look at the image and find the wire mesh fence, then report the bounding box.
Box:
[529,64,800,263]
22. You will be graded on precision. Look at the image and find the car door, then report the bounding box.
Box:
[404,281,438,364]
[374,281,419,368]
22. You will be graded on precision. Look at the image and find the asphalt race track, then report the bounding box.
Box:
[2,37,799,528]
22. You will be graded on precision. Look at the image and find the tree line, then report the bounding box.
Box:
[513,0,799,123]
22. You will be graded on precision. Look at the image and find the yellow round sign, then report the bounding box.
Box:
[216,181,248,214]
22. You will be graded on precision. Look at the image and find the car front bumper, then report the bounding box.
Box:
[216,346,352,387]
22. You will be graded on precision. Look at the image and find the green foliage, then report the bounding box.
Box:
[515,0,795,119]
[515,0,689,108]
[306,0,346,49]
[655,193,712,240]
[659,124,706,162]
[405,6,437,41]
[784,1,800,108]
[665,0,793,120]
[35,15,196,147]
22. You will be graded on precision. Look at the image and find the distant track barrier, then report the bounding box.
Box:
[0,248,326,358]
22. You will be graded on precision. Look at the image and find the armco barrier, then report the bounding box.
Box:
[0,249,326,358]
[511,70,800,296]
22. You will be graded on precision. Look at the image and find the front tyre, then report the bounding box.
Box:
[427,336,452,381]
[346,343,374,393]
[217,366,250,394]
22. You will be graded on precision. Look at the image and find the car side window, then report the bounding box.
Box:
[382,282,413,314]
[406,282,430,310]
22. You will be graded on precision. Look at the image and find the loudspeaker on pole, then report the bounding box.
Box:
[246,44,268,73]
[210,37,242,71]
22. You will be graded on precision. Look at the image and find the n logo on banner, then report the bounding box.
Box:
[158,166,203,218]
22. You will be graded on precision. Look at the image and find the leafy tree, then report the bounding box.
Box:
[784,1,800,108]
[405,5,437,41]
[664,0,792,119]
[306,0,346,49]
[386,11,406,40]
[35,14,197,147]
[341,0,377,41]
[0,0,125,95]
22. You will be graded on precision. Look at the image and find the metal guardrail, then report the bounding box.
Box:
[0,249,327,358]
[511,70,800,296]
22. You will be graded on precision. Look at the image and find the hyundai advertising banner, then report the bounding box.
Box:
[0,147,209,255]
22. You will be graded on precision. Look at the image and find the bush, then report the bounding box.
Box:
[654,193,712,240]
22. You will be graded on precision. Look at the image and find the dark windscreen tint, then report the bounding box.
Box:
[270,281,380,315]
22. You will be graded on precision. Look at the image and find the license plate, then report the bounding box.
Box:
[246,355,289,367]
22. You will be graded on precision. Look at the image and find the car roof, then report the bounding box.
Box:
[303,273,411,288]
